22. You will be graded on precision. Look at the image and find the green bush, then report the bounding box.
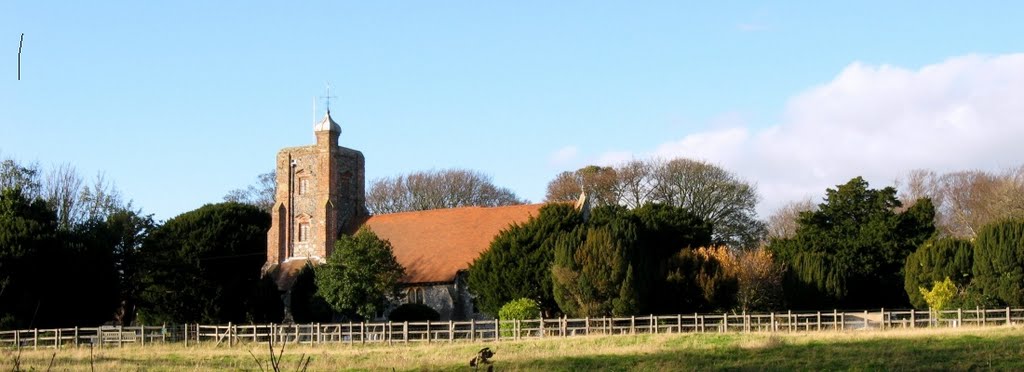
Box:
[388,303,440,322]
[973,219,1024,306]
[498,298,540,337]
[904,238,974,309]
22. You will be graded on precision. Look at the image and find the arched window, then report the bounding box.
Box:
[407,288,425,304]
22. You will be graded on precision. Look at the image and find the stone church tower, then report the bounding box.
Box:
[265,110,367,272]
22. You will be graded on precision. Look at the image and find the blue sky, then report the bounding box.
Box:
[3,1,1024,221]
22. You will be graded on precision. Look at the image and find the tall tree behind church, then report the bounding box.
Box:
[366,168,525,214]
[546,158,765,249]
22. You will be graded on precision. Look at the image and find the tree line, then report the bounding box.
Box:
[0,156,279,329]
[5,150,1024,329]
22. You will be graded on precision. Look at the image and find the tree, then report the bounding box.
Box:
[769,177,935,309]
[138,202,272,323]
[315,228,405,320]
[0,157,42,199]
[545,165,621,206]
[903,238,973,309]
[552,224,638,317]
[652,158,765,249]
[546,158,766,249]
[0,187,59,328]
[734,247,786,312]
[367,168,525,214]
[224,170,276,213]
[972,218,1024,306]
[467,203,582,316]
[897,167,1024,238]
[766,199,816,241]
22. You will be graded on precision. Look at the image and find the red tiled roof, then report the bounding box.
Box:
[356,204,545,284]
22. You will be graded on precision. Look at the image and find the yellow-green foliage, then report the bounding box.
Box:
[920,277,957,311]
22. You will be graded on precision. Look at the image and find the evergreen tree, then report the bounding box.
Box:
[904,238,973,309]
[138,202,272,323]
[552,225,638,317]
[769,177,935,309]
[467,203,582,316]
[972,218,1024,306]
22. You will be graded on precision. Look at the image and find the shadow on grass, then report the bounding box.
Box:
[502,333,1024,371]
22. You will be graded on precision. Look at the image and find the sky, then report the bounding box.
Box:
[3,1,1024,222]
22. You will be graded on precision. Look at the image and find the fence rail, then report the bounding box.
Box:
[2,307,1021,349]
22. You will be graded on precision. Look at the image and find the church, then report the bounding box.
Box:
[262,111,543,320]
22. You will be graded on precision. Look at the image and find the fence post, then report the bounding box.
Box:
[840,312,845,331]
[448,320,454,342]
[980,306,985,326]
[33,328,38,349]
[787,310,792,332]
[74,326,79,347]
[55,328,61,349]
[910,309,916,328]
[676,314,682,333]
[630,316,636,334]
[957,308,962,328]
[721,313,727,333]
[515,320,520,340]
[1006,307,1011,325]
[539,317,544,338]
[880,308,886,330]
[316,323,322,345]
[139,325,144,347]
[494,319,500,342]
[562,316,567,337]
[585,317,590,335]
[742,311,748,333]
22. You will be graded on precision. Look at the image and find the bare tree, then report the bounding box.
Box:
[225,171,276,213]
[765,198,816,241]
[44,162,84,229]
[896,167,1024,238]
[366,169,525,214]
[616,160,655,209]
[544,165,620,206]
[79,172,129,222]
[651,158,766,249]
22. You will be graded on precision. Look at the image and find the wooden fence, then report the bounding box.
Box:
[2,307,1021,349]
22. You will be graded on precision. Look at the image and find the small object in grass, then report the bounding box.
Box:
[469,347,495,370]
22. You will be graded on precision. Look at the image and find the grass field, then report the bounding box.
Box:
[3,326,1024,371]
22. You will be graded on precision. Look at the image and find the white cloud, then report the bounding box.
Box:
[600,53,1024,216]
[549,145,579,166]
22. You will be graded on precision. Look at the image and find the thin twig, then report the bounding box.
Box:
[293,353,306,372]
[275,336,287,371]
[247,348,265,372]
[299,356,312,372]
[45,351,57,372]
[267,337,277,372]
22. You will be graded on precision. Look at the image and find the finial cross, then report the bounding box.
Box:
[320,82,337,113]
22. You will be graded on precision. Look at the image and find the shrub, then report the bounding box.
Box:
[904,238,974,309]
[498,298,540,337]
[388,303,440,322]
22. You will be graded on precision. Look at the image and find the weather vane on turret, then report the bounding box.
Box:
[320,82,337,114]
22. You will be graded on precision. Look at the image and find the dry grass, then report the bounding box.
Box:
[3,326,1023,371]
